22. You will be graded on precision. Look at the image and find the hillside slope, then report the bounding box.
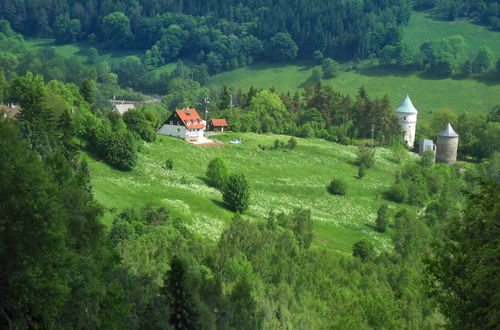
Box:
[88,133,409,254]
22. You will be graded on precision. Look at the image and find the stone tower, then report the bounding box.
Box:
[395,95,418,148]
[436,123,459,165]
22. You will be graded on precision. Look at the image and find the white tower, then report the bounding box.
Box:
[395,95,418,148]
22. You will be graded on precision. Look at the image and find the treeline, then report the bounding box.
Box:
[211,83,401,145]
[1,71,161,171]
[0,0,411,64]
[414,0,500,30]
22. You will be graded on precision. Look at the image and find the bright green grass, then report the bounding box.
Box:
[208,63,500,120]
[404,11,500,55]
[24,38,143,63]
[88,132,407,254]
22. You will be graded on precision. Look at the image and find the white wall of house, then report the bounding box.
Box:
[158,124,205,141]
[158,124,187,139]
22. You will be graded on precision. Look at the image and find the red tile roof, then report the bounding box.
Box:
[176,109,205,129]
[211,119,228,127]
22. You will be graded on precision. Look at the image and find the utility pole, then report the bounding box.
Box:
[371,124,375,148]
[204,96,210,131]
[229,94,234,109]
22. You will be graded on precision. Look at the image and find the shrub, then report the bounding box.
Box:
[105,130,138,170]
[206,157,229,190]
[352,239,375,261]
[376,205,390,232]
[327,179,347,195]
[164,159,173,170]
[287,137,297,149]
[358,166,366,179]
[223,173,250,212]
[384,181,408,203]
[356,146,375,168]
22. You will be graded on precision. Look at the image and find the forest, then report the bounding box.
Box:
[0,69,499,328]
[0,1,499,328]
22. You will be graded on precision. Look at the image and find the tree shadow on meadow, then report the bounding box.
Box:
[356,65,416,78]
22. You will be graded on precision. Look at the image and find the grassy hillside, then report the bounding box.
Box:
[404,11,500,55]
[209,64,500,120]
[208,11,500,119]
[25,38,143,63]
[88,133,408,254]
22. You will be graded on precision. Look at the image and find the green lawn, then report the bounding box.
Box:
[88,132,406,254]
[208,10,500,119]
[24,38,143,63]
[404,11,500,55]
[208,63,500,120]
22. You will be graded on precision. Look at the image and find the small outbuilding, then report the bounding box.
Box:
[210,119,228,131]
[419,139,436,156]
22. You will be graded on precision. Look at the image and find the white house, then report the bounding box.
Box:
[158,108,206,141]
[395,95,418,148]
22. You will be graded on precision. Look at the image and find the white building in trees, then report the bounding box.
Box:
[395,95,418,148]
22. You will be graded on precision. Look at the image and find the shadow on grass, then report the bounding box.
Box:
[299,75,320,89]
[356,65,416,78]
[210,198,228,211]
[364,223,382,232]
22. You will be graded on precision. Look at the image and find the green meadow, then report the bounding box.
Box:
[209,64,500,120]
[88,132,409,254]
[208,11,500,119]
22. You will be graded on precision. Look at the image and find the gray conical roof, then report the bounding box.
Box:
[437,123,459,137]
[396,95,418,114]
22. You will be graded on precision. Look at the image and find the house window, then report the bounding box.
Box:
[177,128,180,132]
[404,116,407,120]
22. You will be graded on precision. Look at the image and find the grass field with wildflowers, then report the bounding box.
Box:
[88,132,413,254]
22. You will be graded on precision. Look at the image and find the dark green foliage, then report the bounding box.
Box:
[54,14,81,44]
[287,208,314,249]
[79,79,96,105]
[327,179,347,195]
[0,120,127,329]
[356,146,375,169]
[105,130,138,170]
[426,180,500,328]
[268,32,299,61]
[376,205,390,232]
[206,157,229,190]
[164,159,174,171]
[385,180,408,203]
[420,150,435,167]
[352,239,375,261]
[229,278,260,330]
[393,209,429,259]
[123,109,156,142]
[163,256,200,329]
[287,137,297,149]
[358,165,366,179]
[102,12,132,47]
[0,121,73,328]
[321,58,340,78]
[223,173,250,213]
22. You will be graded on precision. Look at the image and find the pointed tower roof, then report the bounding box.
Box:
[437,123,459,137]
[395,95,418,114]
